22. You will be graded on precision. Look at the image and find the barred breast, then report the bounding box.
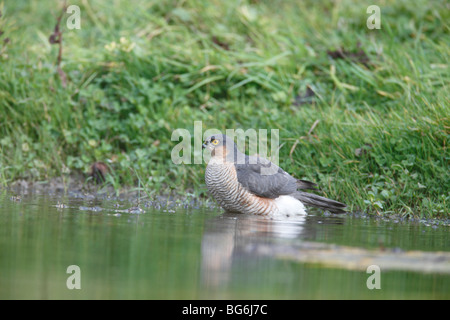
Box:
[205,160,276,215]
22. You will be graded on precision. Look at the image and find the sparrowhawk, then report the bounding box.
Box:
[202,134,346,216]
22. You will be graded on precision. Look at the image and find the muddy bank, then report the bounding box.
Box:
[7,174,120,198]
[3,176,449,226]
[3,175,218,212]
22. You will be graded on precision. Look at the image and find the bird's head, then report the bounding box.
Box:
[202,134,235,159]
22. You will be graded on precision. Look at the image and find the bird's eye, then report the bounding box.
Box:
[211,139,219,145]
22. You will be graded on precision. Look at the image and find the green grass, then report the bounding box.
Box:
[0,0,448,218]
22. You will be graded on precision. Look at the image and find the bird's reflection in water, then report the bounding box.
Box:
[200,212,343,289]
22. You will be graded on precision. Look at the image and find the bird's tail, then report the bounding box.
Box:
[293,191,347,214]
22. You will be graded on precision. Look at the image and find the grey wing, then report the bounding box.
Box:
[235,156,298,198]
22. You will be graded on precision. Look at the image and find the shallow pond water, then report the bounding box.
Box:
[0,191,448,299]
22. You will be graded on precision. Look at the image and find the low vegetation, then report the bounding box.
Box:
[0,0,448,218]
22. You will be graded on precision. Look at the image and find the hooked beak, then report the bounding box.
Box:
[202,141,214,150]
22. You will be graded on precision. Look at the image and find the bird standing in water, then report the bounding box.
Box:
[202,134,346,217]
